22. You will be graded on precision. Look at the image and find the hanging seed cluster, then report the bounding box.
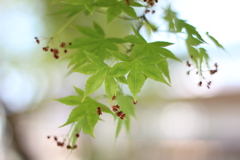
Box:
[34,37,72,59]
[186,59,218,89]
[46,133,80,150]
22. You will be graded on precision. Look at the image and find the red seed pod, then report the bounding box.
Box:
[210,69,217,75]
[47,136,51,139]
[143,0,147,2]
[186,60,191,67]
[133,101,137,105]
[208,81,212,86]
[145,9,150,13]
[76,133,80,138]
[68,42,72,45]
[60,42,66,48]
[42,47,48,52]
[57,141,64,147]
[54,54,59,59]
[112,96,116,100]
[36,39,40,44]
[116,111,123,117]
[54,136,58,141]
[120,113,126,120]
[73,144,77,149]
[97,107,102,115]
[112,105,120,112]
[53,49,59,55]
[66,145,71,149]
[155,0,158,2]
[149,2,154,6]
[152,10,155,14]
[64,49,67,53]
[198,81,202,87]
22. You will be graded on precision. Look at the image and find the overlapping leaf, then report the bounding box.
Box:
[99,0,138,23]
[58,87,113,137]
[69,23,125,60]
[114,95,135,138]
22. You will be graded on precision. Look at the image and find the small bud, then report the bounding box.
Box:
[186,60,191,67]
[208,81,212,86]
[120,113,126,120]
[210,69,217,75]
[198,81,202,87]
[73,144,77,149]
[60,42,66,48]
[116,111,123,117]
[112,96,116,100]
[66,145,71,149]
[145,9,150,13]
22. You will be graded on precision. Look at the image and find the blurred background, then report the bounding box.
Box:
[0,0,240,160]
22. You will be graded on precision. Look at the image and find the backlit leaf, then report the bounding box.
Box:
[206,32,225,50]
[55,95,82,106]
[104,77,118,98]
[108,61,132,77]
[59,105,87,127]
[127,62,145,101]
[84,68,109,99]
[73,63,100,75]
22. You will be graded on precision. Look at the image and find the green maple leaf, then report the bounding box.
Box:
[83,67,109,100]
[114,95,135,138]
[70,23,125,60]
[102,0,138,23]
[206,32,225,50]
[59,87,113,137]
[124,27,180,61]
[55,95,82,106]
[67,50,88,69]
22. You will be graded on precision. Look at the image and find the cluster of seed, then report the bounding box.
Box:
[143,0,158,6]
[144,0,158,14]
[97,107,102,115]
[47,133,79,149]
[186,60,218,89]
[35,37,72,59]
[112,105,126,119]
[111,96,126,119]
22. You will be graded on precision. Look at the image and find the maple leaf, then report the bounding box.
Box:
[69,22,125,60]
[58,87,113,137]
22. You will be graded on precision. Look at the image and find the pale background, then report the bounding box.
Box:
[0,0,240,160]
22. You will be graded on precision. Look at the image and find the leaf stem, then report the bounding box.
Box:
[53,13,80,39]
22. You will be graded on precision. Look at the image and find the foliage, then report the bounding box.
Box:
[39,0,224,148]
